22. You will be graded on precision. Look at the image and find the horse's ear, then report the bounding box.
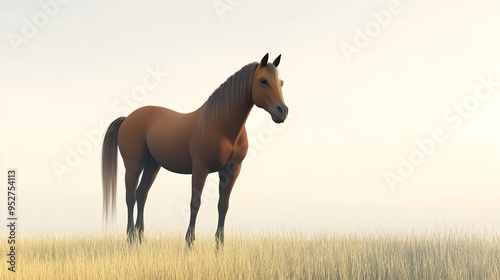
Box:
[273,54,281,67]
[260,53,269,68]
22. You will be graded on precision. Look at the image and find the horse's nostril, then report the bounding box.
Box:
[277,105,284,116]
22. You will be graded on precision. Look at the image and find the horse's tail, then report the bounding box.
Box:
[102,116,126,226]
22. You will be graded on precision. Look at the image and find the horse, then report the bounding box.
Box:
[101,53,288,247]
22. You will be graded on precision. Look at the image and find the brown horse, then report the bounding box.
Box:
[101,53,288,247]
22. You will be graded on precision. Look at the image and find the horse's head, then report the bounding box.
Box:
[252,53,288,123]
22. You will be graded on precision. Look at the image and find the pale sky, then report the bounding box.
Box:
[1,0,499,235]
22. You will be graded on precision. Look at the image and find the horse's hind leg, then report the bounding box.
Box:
[124,160,143,244]
[135,156,160,243]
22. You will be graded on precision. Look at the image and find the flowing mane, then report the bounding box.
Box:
[198,62,259,128]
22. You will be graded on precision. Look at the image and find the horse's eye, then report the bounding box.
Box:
[259,78,268,86]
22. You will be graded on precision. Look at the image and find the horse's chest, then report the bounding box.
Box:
[197,138,247,172]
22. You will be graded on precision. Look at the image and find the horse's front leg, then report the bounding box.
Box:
[186,162,209,248]
[216,161,241,249]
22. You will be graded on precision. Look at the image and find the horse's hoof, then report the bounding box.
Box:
[185,227,195,248]
[215,242,224,252]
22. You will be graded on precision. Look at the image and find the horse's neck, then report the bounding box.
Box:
[229,101,253,140]
[209,98,253,142]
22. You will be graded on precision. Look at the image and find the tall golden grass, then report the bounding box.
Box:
[2,231,499,279]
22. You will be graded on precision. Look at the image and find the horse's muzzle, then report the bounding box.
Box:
[271,104,288,123]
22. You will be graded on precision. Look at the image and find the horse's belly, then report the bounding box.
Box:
[148,142,192,174]
[159,158,192,174]
[147,128,193,174]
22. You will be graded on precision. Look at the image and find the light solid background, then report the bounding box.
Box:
[1,0,499,235]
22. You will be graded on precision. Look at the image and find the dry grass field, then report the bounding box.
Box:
[2,230,499,279]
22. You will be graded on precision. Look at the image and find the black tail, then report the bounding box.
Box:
[101,117,126,225]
